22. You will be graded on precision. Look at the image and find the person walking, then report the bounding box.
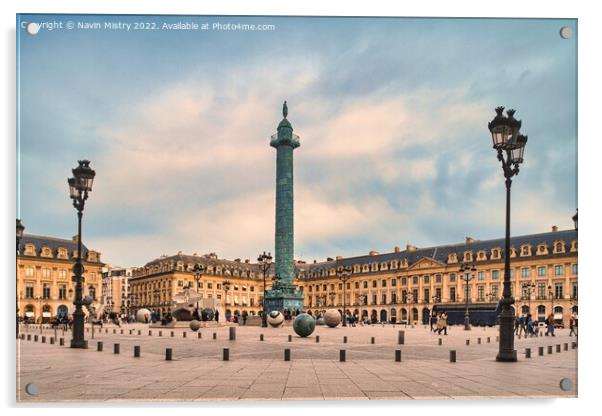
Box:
[242,311,248,325]
[214,309,219,323]
[569,314,577,337]
[545,312,555,336]
[514,315,520,335]
[518,314,526,336]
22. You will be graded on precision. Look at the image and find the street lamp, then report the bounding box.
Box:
[257,251,272,327]
[67,160,96,349]
[572,209,578,230]
[488,107,528,362]
[548,285,554,319]
[336,265,352,326]
[16,219,25,336]
[406,292,414,327]
[521,282,536,315]
[192,263,205,309]
[459,262,476,330]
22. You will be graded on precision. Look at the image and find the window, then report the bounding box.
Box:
[555,283,563,299]
[391,292,397,303]
[412,289,418,302]
[509,269,514,278]
[89,286,96,300]
[323,284,327,291]
[435,274,442,284]
[423,275,430,284]
[478,285,485,301]
[354,281,359,289]
[401,290,407,303]
[537,283,546,299]
[372,294,377,305]
[521,268,530,278]
[449,273,456,283]
[42,268,50,278]
[381,294,387,304]
[363,281,368,289]
[178,280,183,287]
[381,279,387,287]
[412,276,418,285]
[25,266,34,277]
[478,271,485,281]
[424,288,430,303]
[207,282,213,289]
[58,269,67,279]
[59,285,66,300]
[450,287,456,302]
[401,277,407,286]
[572,283,578,299]
[491,285,499,298]
[555,265,564,276]
[43,284,50,299]
[391,279,397,287]
[346,282,351,290]
[538,266,546,277]
[572,264,577,275]
[435,287,441,300]
[492,270,499,280]
[372,281,377,288]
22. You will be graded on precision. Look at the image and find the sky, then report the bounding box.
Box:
[16,15,578,268]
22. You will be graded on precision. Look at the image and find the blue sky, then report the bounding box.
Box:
[16,15,577,267]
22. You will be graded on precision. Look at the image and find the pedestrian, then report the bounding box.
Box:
[518,314,526,336]
[430,314,438,332]
[545,313,555,337]
[242,311,248,325]
[514,316,520,335]
[215,309,219,323]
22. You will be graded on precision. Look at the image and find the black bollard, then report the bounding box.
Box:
[223,348,230,361]
[50,337,55,345]
[213,332,217,340]
[564,343,568,351]
[34,335,38,342]
[27,334,31,341]
[198,332,202,339]
[525,348,531,358]
[138,330,141,336]
[170,331,174,337]
[395,350,402,362]
[340,349,346,362]
[547,345,553,354]
[371,337,375,344]
[114,343,120,354]
[260,334,264,341]
[343,336,347,344]
[229,327,236,341]
[284,349,291,361]
[466,339,470,346]
[165,348,172,361]
[316,335,320,343]
[159,331,162,337]
[41,336,46,343]
[556,344,561,353]
[97,341,103,351]
[539,346,544,356]
[450,350,456,363]
[183,332,187,338]
[438,338,442,346]
[487,337,490,343]
[398,331,405,345]
[134,346,141,357]
[288,335,292,342]
[59,338,64,346]
[477,338,481,344]
[149,330,152,336]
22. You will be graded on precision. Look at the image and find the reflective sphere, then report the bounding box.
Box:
[189,320,201,331]
[324,309,342,328]
[202,308,215,321]
[82,295,93,306]
[293,313,316,337]
[136,308,152,323]
[267,311,285,327]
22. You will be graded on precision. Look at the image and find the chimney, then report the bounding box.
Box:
[394,246,401,253]
[406,244,417,252]
[335,255,344,260]
[465,237,474,244]
[369,250,379,256]
[552,225,558,232]
[313,259,317,264]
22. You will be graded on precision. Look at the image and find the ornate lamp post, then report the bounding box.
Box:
[521,282,536,315]
[192,264,205,309]
[488,106,528,361]
[16,219,25,336]
[257,251,272,327]
[67,160,96,349]
[337,265,352,327]
[459,262,476,330]
[572,209,578,230]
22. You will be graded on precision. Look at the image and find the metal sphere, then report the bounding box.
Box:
[189,320,201,331]
[324,309,342,328]
[293,313,316,337]
[267,310,284,327]
[136,308,152,323]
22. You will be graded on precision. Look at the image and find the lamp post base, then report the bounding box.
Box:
[70,339,87,349]
[464,315,471,330]
[496,308,517,362]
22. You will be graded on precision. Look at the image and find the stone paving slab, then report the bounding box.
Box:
[16,323,577,402]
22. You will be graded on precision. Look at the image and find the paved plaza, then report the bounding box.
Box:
[16,323,577,402]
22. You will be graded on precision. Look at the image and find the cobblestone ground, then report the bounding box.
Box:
[16,322,577,402]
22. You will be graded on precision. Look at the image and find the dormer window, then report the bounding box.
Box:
[491,248,501,259]
[536,244,548,255]
[390,260,398,269]
[553,241,566,254]
[463,251,472,262]
[570,240,578,252]
[24,244,35,256]
[41,247,52,258]
[510,248,517,258]
[520,245,531,257]
[448,253,458,263]
[477,251,487,261]
[57,248,68,259]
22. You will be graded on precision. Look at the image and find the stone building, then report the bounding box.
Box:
[299,227,578,325]
[129,252,271,320]
[16,234,104,322]
[101,266,134,315]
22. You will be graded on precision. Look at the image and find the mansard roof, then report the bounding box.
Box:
[18,234,92,260]
[300,229,577,275]
[143,253,261,272]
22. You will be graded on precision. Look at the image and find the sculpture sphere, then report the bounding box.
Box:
[324,309,342,328]
[293,313,316,337]
[202,308,215,321]
[267,310,284,327]
[136,308,152,323]
[189,320,201,331]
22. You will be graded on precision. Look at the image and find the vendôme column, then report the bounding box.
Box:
[265,101,304,313]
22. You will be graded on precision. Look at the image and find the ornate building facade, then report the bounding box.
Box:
[16,234,104,322]
[299,228,578,325]
[129,253,273,319]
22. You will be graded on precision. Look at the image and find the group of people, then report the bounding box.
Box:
[430,312,449,335]
[513,312,578,338]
